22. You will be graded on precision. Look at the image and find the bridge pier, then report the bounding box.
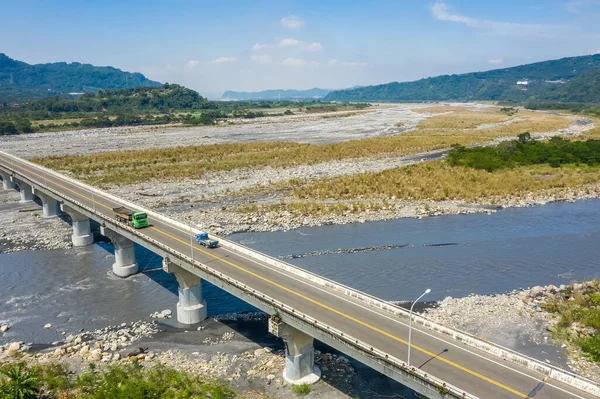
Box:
[163,258,207,324]
[33,190,60,218]
[269,316,321,385]
[100,226,138,277]
[61,204,94,247]
[17,181,34,203]
[0,171,16,190]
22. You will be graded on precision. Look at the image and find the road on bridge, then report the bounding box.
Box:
[0,152,596,399]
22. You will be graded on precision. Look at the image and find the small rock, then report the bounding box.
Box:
[8,342,20,352]
[44,323,52,329]
[0,325,9,333]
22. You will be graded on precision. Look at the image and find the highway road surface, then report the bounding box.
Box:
[0,152,597,399]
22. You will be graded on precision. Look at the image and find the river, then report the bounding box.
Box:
[1,200,599,349]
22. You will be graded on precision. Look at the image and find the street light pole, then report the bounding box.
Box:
[407,288,431,368]
[90,177,105,214]
[189,224,194,261]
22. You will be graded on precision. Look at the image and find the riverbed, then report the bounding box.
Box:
[2,199,599,348]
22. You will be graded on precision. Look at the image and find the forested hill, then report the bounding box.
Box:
[14,84,212,114]
[324,54,600,103]
[222,88,330,100]
[0,54,161,101]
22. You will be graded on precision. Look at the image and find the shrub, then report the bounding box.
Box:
[0,365,40,399]
[292,383,311,396]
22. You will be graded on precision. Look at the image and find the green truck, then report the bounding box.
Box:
[112,206,148,229]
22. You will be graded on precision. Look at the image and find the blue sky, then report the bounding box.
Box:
[2,0,600,97]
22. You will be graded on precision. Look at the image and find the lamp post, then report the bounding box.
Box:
[189,224,194,261]
[90,177,106,214]
[407,288,431,368]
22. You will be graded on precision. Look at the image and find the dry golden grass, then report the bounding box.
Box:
[292,161,600,202]
[417,108,514,129]
[412,106,473,113]
[33,108,573,185]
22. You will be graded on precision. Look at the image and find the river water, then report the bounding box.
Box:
[1,200,600,350]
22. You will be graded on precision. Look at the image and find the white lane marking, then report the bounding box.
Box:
[6,159,590,399]
[212,245,589,398]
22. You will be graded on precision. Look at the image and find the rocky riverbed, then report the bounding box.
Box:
[0,189,72,253]
[0,314,404,399]
[422,281,600,382]
[100,111,596,236]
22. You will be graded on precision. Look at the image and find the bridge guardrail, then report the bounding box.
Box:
[0,154,476,399]
[2,151,599,397]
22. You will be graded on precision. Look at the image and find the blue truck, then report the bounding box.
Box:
[196,231,219,248]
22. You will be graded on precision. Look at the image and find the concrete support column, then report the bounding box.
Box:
[163,258,207,324]
[100,226,138,277]
[0,171,16,190]
[61,204,94,247]
[269,316,321,385]
[34,190,60,218]
[17,181,34,203]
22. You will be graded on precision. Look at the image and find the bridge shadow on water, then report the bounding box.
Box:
[94,237,421,398]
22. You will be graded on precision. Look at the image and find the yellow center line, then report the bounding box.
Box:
[0,156,530,398]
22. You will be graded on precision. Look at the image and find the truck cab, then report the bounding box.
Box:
[131,212,148,229]
[196,232,219,248]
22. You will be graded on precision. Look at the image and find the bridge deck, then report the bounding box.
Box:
[0,153,596,399]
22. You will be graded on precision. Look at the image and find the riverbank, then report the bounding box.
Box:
[422,281,600,381]
[0,189,72,253]
[0,315,399,399]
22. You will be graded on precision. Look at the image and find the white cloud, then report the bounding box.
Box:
[341,61,367,67]
[488,58,504,64]
[565,0,600,13]
[307,42,323,51]
[185,60,199,68]
[430,1,559,37]
[251,54,273,64]
[252,43,267,51]
[279,38,302,47]
[281,15,305,29]
[211,56,238,64]
[282,57,308,67]
[327,59,338,66]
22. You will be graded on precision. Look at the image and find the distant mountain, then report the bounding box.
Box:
[536,68,600,103]
[0,53,161,101]
[325,54,600,103]
[222,88,330,100]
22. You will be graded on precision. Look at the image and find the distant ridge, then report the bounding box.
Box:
[324,54,600,103]
[0,53,161,101]
[222,87,330,100]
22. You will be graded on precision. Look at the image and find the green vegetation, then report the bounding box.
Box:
[0,83,369,135]
[291,383,311,396]
[447,134,600,171]
[0,53,161,102]
[33,108,570,185]
[289,161,600,203]
[541,281,600,362]
[0,365,39,399]
[325,53,600,103]
[525,102,600,117]
[0,362,236,399]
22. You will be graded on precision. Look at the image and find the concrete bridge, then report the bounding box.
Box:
[1,150,599,399]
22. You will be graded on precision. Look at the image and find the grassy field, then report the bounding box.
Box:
[292,161,600,202]
[34,107,573,186]
[416,107,516,129]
